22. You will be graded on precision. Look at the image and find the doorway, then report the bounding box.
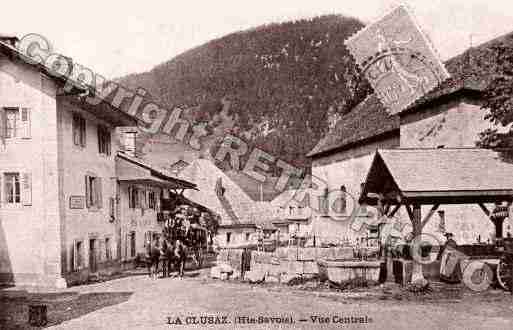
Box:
[89,239,98,273]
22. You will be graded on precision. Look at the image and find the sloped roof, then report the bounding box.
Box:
[179,159,275,227]
[116,152,197,189]
[0,40,85,93]
[377,148,513,193]
[308,31,513,158]
[0,39,138,126]
[307,94,399,157]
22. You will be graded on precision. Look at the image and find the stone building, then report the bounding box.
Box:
[0,37,196,287]
[307,31,513,245]
[115,150,196,265]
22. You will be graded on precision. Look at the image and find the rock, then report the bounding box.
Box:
[211,264,234,280]
[218,263,234,274]
[245,270,265,283]
[412,278,429,288]
[265,274,280,283]
[210,266,222,279]
[408,278,431,293]
[281,274,301,285]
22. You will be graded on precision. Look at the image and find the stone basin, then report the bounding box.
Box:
[318,259,382,285]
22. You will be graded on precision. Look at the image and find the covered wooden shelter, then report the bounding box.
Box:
[359,148,513,281]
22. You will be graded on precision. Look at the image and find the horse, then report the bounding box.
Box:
[161,238,176,278]
[147,238,161,279]
[174,239,187,278]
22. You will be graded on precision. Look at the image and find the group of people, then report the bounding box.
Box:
[145,236,187,279]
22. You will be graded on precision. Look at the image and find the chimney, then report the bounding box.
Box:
[0,34,19,47]
[124,130,137,157]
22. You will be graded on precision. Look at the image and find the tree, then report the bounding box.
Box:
[478,37,513,147]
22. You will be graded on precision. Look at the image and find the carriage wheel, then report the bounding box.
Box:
[496,256,512,291]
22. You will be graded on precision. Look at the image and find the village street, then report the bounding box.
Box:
[1,270,507,330]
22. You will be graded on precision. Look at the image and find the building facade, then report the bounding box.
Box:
[0,38,139,287]
[0,38,197,287]
[115,151,196,263]
[307,32,513,245]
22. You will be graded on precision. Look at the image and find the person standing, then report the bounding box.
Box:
[439,233,461,283]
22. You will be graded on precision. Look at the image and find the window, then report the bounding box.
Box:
[226,232,232,243]
[1,107,30,140]
[245,233,250,241]
[139,189,147,209]
[85,175,102,208]
[124,131,137,155]
[129,186,139,209]
[4,172,20,204]
[148,191,156,210]
[215,177,225,196]
[97,125,111,155]
[5,108,18,138]
[105,237,112,261]
[72,113,86,147]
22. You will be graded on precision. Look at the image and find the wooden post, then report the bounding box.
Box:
[494,218,505,240]
[411,204,425,282]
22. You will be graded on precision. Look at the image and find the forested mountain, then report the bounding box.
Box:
[117,15,370,198]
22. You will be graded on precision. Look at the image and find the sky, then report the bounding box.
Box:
[2,0,513,79]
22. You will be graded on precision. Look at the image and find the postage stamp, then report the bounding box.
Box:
[344,5,450,115]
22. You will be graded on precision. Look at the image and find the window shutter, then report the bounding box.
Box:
[134,188,140,208]
[96,177,103,208]
[85,175,90,208]
[0,109,6,147]
[80,118,86,147]
[125,233,129,260]
[21,108,31,139]
[139,189,145,209]
[73,240,78,271]
[97,126,101,153]
[128,186,133,208]
[107,132,111,156]
[109,197,115,218]
[72,115,79,145]
[21,172,32,205]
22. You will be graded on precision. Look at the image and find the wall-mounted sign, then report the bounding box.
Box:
[69,195,85,209]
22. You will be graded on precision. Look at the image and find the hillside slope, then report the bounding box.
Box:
[117,15,370,199]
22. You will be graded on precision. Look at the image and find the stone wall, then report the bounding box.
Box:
[212,247,355,283]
